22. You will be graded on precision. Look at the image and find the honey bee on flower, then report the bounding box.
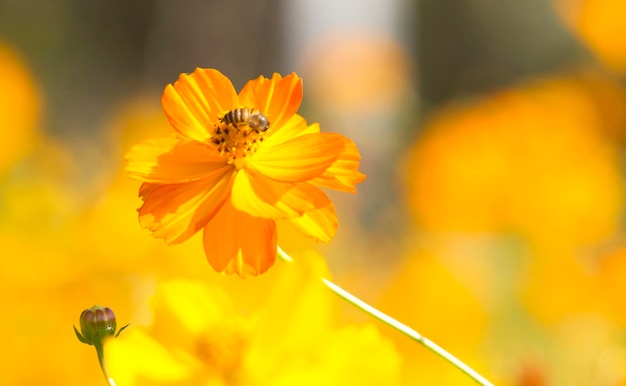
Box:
[125,68,366,277]
[221,108,270,132]
[212,108,270,157]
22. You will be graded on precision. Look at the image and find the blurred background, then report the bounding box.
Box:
[2,0,626,384]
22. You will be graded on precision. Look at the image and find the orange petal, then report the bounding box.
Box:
[250,132,345,182]
[289,202,338,243]
[262,114,320,148]
[162,68,238,142]
[310,136,367,193]
[125,138,231,183]
[138,171,234,244]
[231,169,331,219]
[238,72,302,130]
[203,199,277,277]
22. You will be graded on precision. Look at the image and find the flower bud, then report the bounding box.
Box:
[74,305,127,346]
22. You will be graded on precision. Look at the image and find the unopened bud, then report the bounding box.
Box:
[74,305,128,346]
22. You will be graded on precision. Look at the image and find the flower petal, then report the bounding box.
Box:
[250,132,345,182]
[238,72,302,130]
[106,329,191,385]
[138,171,234,244]
[261,114,320,149]
[162,68,239,142]
[231,169,332,219]
[203,199,277,277]
[289,202,338,243]
[310,136,367,193]
[125,138,231,183]
[152,280,234,335]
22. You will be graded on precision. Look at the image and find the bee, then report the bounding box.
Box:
[220,108,270,132]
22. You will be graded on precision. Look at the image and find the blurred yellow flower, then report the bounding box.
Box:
[106,253,402,385]
[0,41,42,173]
[378,247,491,385]
[402,72,626,383]
[0,140,89,289]
[553,0,626,72]
[126,68,365,277]
[518,244,626,382]
[521,251,610,325]
[405,72,624,247]
[597,246,626,327]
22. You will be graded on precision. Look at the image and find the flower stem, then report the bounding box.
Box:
[276,246,494,386]
[95,342,116,386]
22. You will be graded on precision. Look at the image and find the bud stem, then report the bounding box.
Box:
[95,342,117,386]
[276,246,494,386]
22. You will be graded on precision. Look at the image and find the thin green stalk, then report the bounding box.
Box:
[277,246,494,386]
[95,342,116,386]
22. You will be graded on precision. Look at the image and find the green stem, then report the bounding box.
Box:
[277,246,494,386]
[95,342,116,386]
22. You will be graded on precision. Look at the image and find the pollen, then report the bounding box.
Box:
[210,113,267,168]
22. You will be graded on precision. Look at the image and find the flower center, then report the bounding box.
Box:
[194,328,248,382]
[211,108,270,167]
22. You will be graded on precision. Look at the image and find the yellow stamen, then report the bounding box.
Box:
[210,111,268,168]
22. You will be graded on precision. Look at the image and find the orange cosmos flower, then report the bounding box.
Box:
[125,68,365,277]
